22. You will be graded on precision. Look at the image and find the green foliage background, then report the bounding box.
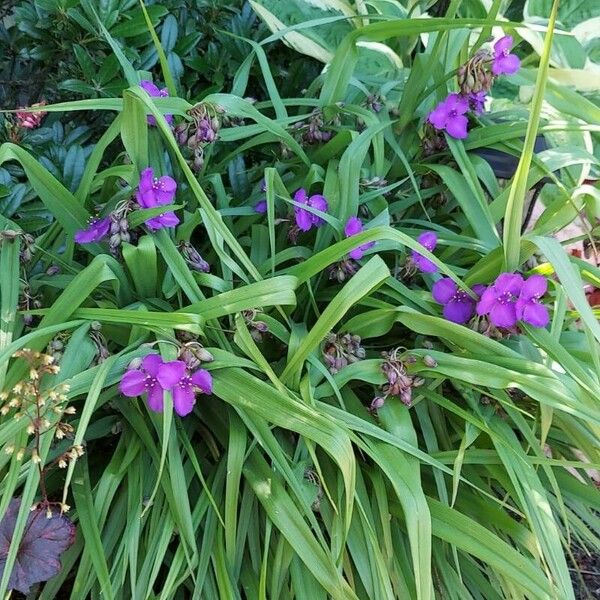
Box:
[0,0,600,598]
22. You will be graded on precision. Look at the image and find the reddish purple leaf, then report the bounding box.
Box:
[0,498,75,594]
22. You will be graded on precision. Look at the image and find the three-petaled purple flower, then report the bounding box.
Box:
[293,188,328,231]
[120,353,212,417]
[74,217,111,244]
[139,80,173,126]
[344,216,375,260]
[411,231,438,273]
[468,91,487,116]
[492,36,520,76]
[432,278,486,324]
[477,272,523,328]
[136,167,179,230]
[428,93,470,139]
[515,274,549,327]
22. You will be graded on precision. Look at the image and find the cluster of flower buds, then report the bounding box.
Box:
[19,281,42,326]
[241,309,269,342]
[174,102,224,172]
[47,338,65,364]
[322,332,365,374]
[0,230,36,263]
[108,207,132,257]
[292,108,337,145]
[89,321,110,364]
[371,349,426,410]
[2,350,83,487]
[15,101,47,130]
[178,241,210,273]
[364,94,384,114]
[328,258,359,283]
[457,57,493,97]
[175,331,215,371]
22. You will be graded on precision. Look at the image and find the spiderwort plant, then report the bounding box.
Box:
[120,353,213,417]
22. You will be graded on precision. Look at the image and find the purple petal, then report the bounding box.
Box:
[344,216,363,237]
[490,302,517,328]
[445,114,469,139]
[146,211,179,230]
[139,167,154,191]
[142,353,163,376]
[191,369,213,394]
[446,93,469,115]
[157,360,187,389]
[254,199,267,213]
[154,175,177,203]
[74,217,110,244]
[413,254,438,273]
[307,194,328,226]
[492,53,520,76]
[494,273,523,296]
[520,301,549,328]
[521,274,547,299]
[428,100,451,130]
[417,231,437,251]
[293,188,308,205]
[295,207,313,231]
[444,299,476,324]
[477,286,497,315]
[173,385,196,416]
[473,284,487,298]
[140,80,161,97]
[494,35,513,54]
[146,385,164,412]
[432,278,457,304]
[349,247,365,260]
[119,369,146,397]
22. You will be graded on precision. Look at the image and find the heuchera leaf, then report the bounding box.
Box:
[0,498,76,594]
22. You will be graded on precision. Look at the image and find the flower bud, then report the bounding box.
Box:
[423,355,437,368]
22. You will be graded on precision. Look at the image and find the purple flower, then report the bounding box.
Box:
[119,354,173,413]
[516,274,549,328]
[492,35,520,76]
[293,188,328,231]
[411,231,438,273]
[469,91,487,115]
[428,93,469,139]
[161,361,213,416]
[135,167,179,231]
[432,278,486,324]
[139,80,173,126]
[74,217,110,244]
[136,168,177,207]
[119,354,213,416]
[254,199,267,214]
[344,216,375,260]
[476,272,524,328]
